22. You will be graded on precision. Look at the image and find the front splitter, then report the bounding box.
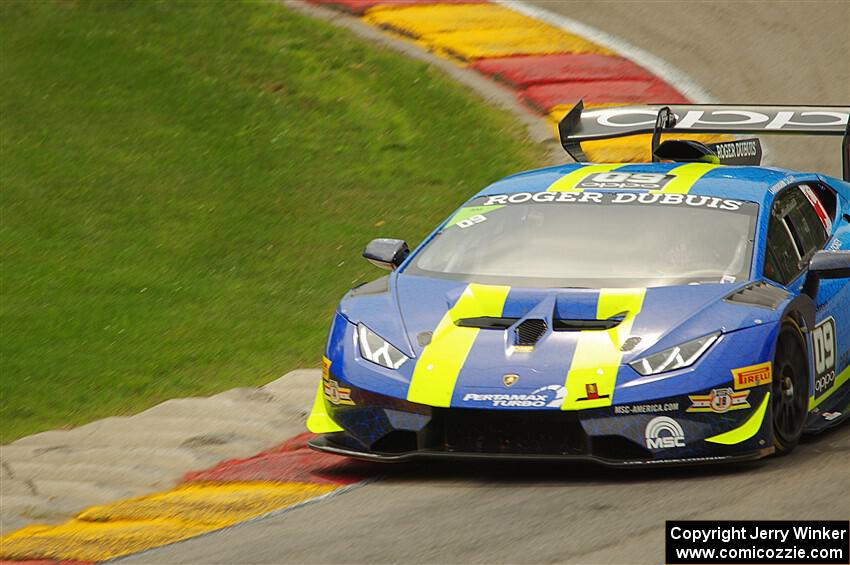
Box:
[308,435,773,468]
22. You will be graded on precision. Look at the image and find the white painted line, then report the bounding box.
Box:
[493,0,716,103]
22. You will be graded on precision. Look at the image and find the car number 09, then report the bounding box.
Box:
[457,214,487,229]
[812,318,836,397]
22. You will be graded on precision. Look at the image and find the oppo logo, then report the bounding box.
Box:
[585,108,849,131]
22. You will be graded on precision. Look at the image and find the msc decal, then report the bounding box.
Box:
[645,416,686,450]
[687,388,751,413]
[812,317,837,400]
[732,362,772,390]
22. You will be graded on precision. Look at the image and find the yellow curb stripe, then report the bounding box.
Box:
[420,27,612,62]
[407,283,511,407]
[364,4,542,38]
[363,4,611,62]
[562,288,647,410]
[0,481,336,562]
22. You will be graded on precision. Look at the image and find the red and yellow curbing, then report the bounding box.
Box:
[0,434,372,562]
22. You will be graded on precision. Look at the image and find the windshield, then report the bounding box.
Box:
[406,191,758,288]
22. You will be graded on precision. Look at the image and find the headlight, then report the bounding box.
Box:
[357,323,408,370]
[629,332,719,376]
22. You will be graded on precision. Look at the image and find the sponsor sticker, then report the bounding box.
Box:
[812,317,837,400]
[321,359,354,406]
[614,402,679,415]
[687,388,750,413]
[463,384,566,408]
[731,362,772,390]
[711,138,762,165]
[481,191,744,211]
[575,172,673,190]
[323,377,355,406]
[576,382,609,402]
[645,416,686,450]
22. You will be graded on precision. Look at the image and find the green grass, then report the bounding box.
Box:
[0,0,542,441]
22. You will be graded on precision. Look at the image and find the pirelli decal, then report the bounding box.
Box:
[407,284,511,407]
[731,362,772,390]
[562,288,647,410]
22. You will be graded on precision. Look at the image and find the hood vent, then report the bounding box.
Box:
[725,281,789,309]
[455,316,624,332]
[456,316,623,332]
[456,317,515,329]
[515,319,548,346]
[553,317,623,331]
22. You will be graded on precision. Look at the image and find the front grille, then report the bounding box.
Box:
[429,409,588,455]
[515,319,548,346]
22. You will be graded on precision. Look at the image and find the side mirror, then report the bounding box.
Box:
[802,250,850,298]
[363,238,409,271]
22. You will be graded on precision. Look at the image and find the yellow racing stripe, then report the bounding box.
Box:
[546,164,623,192]
[407,283,511,407]
[658,162,718,194]
[562,288,647,410]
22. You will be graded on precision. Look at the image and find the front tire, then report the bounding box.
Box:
[772,320,809,454]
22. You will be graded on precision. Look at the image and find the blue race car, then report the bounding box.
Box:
[307,103,850,466]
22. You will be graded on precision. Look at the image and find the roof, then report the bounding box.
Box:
[476,162,825,209]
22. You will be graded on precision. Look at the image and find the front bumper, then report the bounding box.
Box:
[311,375,775,467]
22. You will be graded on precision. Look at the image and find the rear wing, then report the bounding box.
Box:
[558,102,850,181]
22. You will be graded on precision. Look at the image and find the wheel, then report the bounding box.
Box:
[771,320,809,454]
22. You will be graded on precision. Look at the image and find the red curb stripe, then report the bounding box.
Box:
[520,78,689,114]
[183,432,377,486]
[0,559,93,565]
[308,0,487,16]
[472,53,657,89]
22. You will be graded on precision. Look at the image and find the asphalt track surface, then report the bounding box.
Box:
[124,2,850,563]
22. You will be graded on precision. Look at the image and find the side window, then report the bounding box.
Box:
[790,185,830,255]
[764,213,800,285]
[806,182,838,224]
[765,185,831,286]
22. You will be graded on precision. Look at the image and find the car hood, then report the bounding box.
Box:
[338,274,784,405]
